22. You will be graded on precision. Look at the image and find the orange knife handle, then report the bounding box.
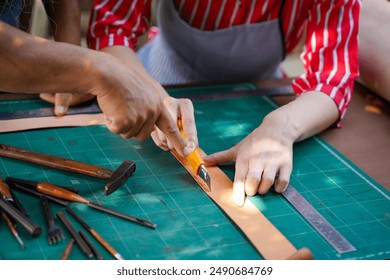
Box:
[37,182,89,204]
[177,118,204,173]
[187,148,204,174]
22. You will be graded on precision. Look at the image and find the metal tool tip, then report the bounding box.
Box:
[199,165,211,191]
[16,236,26,249]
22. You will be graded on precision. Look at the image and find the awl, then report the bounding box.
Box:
[34,180,156,229]
[177,119,211,191]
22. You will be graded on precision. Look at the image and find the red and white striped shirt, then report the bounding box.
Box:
[87,0,361,120]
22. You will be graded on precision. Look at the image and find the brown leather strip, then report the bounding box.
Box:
[171,149,297,260]
[0,114,105,133]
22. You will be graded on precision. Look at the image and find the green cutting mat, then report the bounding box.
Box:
[0,83,389,260]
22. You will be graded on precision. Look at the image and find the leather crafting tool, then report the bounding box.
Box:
[56,210,94,259]
[0,143,136,195]
[6,177,69,207]
[0,195,42,237]
[34,180,156,229]
[0,176,28,218]
[7,177,78,194]
[0,176,16,206]
[61,238,75,260]
[40,196,65,245]
[66,207,124,260]
[177,119,211,191]
[1,210,26,249]
[79,230,104,260]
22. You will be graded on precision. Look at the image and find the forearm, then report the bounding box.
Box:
[263,91,339,143]
[43,0,81,45]
[101,46,153,76]
[101,45,169,97]
[0,22,103,94]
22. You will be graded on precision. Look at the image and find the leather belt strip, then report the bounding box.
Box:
[0,114,105,133]
[170,149,298,260]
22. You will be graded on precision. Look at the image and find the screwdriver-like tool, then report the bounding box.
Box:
[177,119,211,191]
[35,181,156,229]
[66,207,124,260]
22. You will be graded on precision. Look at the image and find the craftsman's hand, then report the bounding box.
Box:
[96,45,194,157]
[151,96,198,151]
[204,91,339,206]
[39,92,94,116]
[204,116,294,206]
[93,55,192,157]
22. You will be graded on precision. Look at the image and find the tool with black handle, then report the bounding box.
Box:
[6,177,69,207]
[0,196,42,237]
[40,196,65,244]
[56,210,93,259]
[79,230,104,260]
[0,176,28,225]
[0,143,135,195]
[66,207,124,260]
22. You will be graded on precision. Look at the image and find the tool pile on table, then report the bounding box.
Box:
[0,128,214,260]
[0,143,154,260]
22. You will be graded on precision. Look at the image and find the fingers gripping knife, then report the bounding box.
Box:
[177,119,211,191]
[0,143,135,195]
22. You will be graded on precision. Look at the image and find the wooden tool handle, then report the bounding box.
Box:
[36,182,90,204]
[177,119,204,173]
[0,143,113,179]
[0,177,11,197]
[61,238,75,260]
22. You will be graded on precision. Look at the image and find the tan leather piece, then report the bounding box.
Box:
[171,149,298,260]
[0,114,105,133]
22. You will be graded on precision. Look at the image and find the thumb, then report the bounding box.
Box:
[54,93,71,116]
[155,108,193,157]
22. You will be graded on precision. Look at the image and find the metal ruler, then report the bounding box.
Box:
[172,85,294,101]
[0,86,293,120]
[0,100,101,120]
[282,185,356,254]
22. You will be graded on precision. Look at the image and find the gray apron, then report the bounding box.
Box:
[137,0,285,85]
